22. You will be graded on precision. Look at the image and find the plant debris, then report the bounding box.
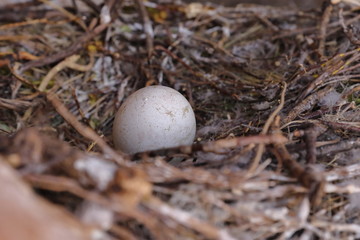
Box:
[1,0,360,239]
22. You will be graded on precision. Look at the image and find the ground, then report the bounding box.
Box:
[0,0,360,239]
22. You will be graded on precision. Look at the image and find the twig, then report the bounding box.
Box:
[9,63,37,89]
[38,53,94,91]
[318,138,360,158]
[20,20,109,72]
[318,4,333,58]
[154,45,233,95]
[339,8,360,45]
[134,134,287,157]
[187,133,287,154]
[0,97,40,111]
[254,13,280,32]
[248,82,287,174]
[39,0,87,31]
[320,119,360,133]
[46,92,128,165]
[290,123,328,164]
[312,220,360,235]
[326,161,360,181]
[134,0,154,58]
[80,0,101,14]
[23,173,159,237]
[282,85,333,124]
[145,197,236,240]
[272,139,325,207]
[0,18,49,29]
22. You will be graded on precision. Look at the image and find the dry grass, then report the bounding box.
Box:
[0,0,360,239]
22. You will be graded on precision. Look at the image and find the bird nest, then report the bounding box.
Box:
[1,0,360,239]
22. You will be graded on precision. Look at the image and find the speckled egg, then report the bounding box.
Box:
[113,86,196,154]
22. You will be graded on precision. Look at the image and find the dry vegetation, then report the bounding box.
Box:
[1,0,360,239]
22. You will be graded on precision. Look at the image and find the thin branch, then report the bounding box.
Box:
[248,81,287,174]
[46,92,128,165]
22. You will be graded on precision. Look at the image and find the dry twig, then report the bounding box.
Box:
[248,82,287,174]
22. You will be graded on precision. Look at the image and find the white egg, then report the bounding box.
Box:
[113,86,196,154]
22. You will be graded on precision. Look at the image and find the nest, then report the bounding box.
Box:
[1,0,360,239]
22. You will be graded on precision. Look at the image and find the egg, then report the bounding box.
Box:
[113,86,196,154]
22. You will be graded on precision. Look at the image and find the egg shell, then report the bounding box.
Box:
[113,86,196,154]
